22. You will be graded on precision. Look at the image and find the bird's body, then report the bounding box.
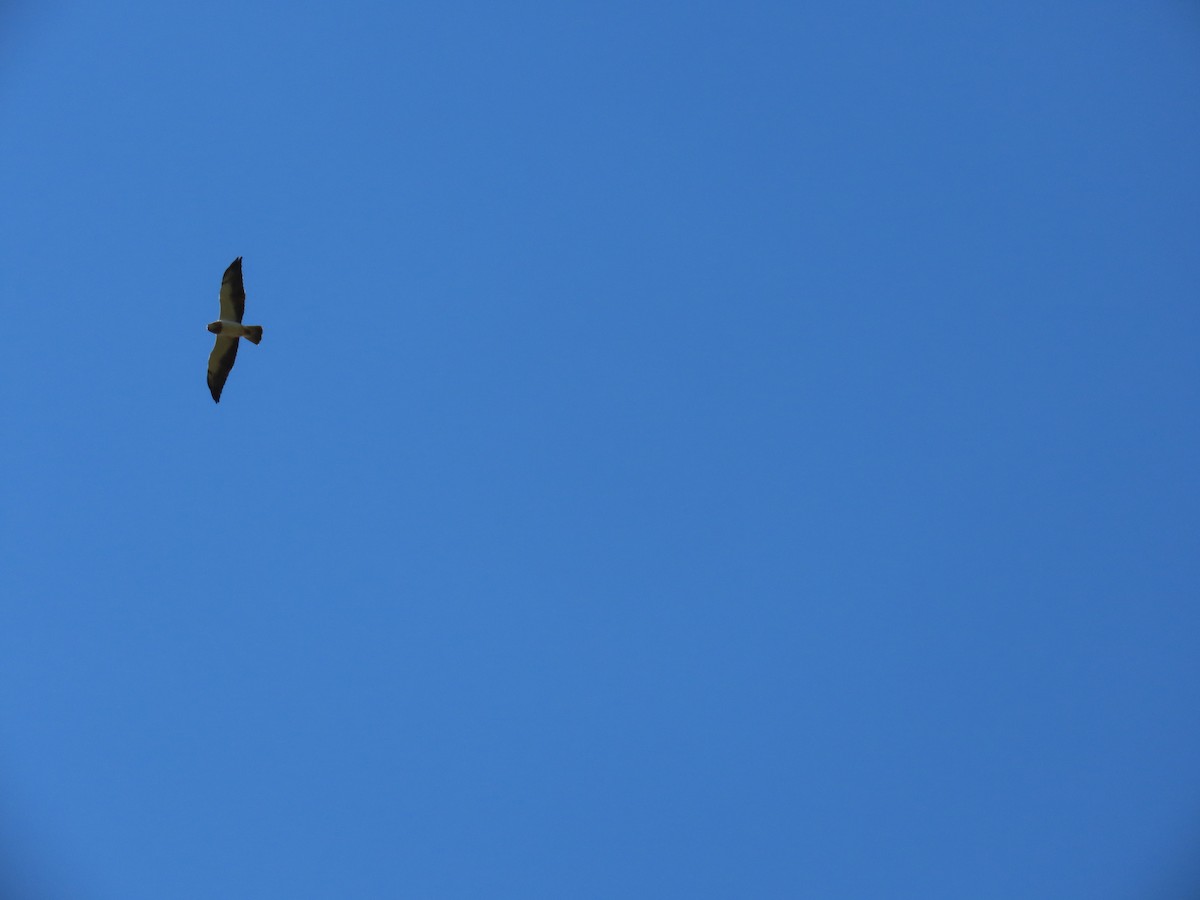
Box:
[206,257,263,403]
[208,320,263,341]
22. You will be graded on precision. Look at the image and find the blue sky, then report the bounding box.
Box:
[2,2,1199,897]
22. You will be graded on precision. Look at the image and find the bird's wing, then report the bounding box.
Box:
[207,335,239,403]
[219,257,246,323]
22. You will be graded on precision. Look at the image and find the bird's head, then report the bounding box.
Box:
[207,321,223,334]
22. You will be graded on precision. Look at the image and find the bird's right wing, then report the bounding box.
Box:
[207,335,239,403]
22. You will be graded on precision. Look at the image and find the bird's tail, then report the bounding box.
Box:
[243,325,263,345]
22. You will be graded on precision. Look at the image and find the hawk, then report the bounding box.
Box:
[206,257,263,403]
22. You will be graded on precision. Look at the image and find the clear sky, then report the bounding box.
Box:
[2,2,1199,897]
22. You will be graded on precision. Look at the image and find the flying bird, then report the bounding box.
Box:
[206,257,263,403]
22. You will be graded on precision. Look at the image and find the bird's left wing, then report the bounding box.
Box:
[219,257,246,323]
